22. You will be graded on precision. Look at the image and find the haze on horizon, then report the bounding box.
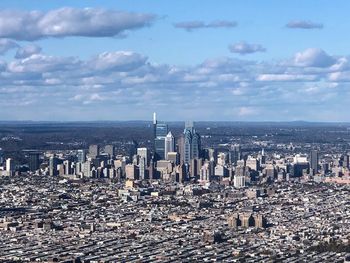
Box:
[0,0,349,122]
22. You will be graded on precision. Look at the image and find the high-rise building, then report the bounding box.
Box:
[137,148,149,165]
[49,155,58,176]
[154,121,168,160]
[229,144,241,165]
[28,152,40,172]
[0,148,3,164]
[164,132,175,160]
[6,158,14,176]
[77,149,87,163]
[183,121,201,164]
[310,150,319,174]
[89,145,100,159]
[104,145,115,158]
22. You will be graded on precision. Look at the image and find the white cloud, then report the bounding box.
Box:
[293,48,336,67]
[174,20,237,31]
[286,20,323,29]
[229,42,266,55]
[0,8,156,40]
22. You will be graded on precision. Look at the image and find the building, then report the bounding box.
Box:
[164,132,175,160]
[0,148,3,164]
[310,150,319,174]
[137,148,149,166]
[154,122,168,160]
[89,145,100,159]
[28,152,40,172]
[183,121,201,164]
[104,145,115,158]
[6,158,14,176]
[49,155,58,176]
[77,149,87,163]
[229,144,241,165]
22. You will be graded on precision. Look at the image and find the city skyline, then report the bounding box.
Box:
[1,1,350,121]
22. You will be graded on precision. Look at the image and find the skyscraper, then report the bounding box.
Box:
[28,152,40,172]
[310,150,319,174]
[104,145,115,158]
[49,155,58,176]
[183,121,201,164]
[89,145,100,159]
[6,158,14,176]
[229,144,241,165]
[77,149,87,163]
[154,120,168,160]
[0,148,3,165]
[164,131,175,160]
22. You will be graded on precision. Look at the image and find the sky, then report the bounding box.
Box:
[0,0,350,121]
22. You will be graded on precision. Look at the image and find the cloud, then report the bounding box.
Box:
[286,20,323,29]
[0,47,350,121]
[174,20,237,31]
[0,39,19,55]
[293,48,336,67]
[0,8,156,40]
[90,51,147,71]
[15,44,42,59]
[229,42,266,55]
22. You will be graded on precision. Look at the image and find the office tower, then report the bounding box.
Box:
[77,149,87,163]
[234,175,245,188]
[246,157,258,171]
[104,145,115,158]
[139,157,146,180]
[343,154,349,169]
[229,144,241,165]
[234,165,246,188]
[49,155,58,176]
[260,148,266,165]
[64,160,74,175]
[183,121,201,164]
[164,132,175,160]
[82,161,92,177]
[310,150,319,173]
[125,164,138,180]
[6,158,14,176]
[89,144,100,159]
[0,148,3,164]
[137,148,149,166]
[28,152,40,172]
[177,136,185,163]
[154,122,168,160]
[153,112,157,152]
[200,162,210,181]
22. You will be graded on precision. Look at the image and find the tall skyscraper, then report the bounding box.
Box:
[154,121,168,160]
[77,149,87,163]
[104,145,115,158]
[89,145,100,159]
[310,150,319,174]
[6,158,14,176]
[183,121,201,164]
[49,155,58,176]
[0,148,3,165]
[164,131,175,160]
[229,144,241,165]
[137,148,149,165]
[28,152,40,172]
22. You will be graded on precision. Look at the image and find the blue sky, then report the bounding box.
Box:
[0,1,349,121]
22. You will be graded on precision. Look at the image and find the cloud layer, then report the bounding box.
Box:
[229,42,266,55]
[0,8,156,40]
[1,46,349,121]
[286,20,323,29]
[174,20,237,31]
